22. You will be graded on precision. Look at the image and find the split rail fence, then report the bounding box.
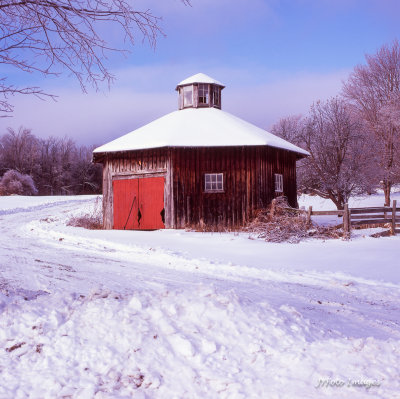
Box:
[305,200,400,238]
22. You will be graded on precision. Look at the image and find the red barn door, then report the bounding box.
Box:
[112,179,139,230]
[138,177,165,230]
[113,177,165,230]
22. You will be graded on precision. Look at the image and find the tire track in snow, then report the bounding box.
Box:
[1,197,400,340]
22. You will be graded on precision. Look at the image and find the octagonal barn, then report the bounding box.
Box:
[93,73,309,230]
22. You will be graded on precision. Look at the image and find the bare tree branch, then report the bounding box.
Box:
[0,0,189,114]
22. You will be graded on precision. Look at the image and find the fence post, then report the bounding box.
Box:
[307,206,312,226]
[391,200,397,236]
[348,206,352,236]
[343,203,350,239]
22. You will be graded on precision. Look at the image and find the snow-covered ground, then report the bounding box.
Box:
[1,194,400,398]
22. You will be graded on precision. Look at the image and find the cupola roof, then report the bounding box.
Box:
[176,73,224,89]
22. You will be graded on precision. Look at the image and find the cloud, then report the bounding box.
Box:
[0,65,350,146]
[223,69,351,130]
[0,89,175,146]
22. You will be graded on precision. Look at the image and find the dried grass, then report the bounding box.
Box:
[186,196,341,242]
[67,197,103,230]
[186,218,238,233]
[245,196,342,243]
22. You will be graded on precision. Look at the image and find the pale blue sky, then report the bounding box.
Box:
[1,0,400,145]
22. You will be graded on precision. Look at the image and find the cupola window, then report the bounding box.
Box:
[198,84,209,105]
[212,86,221,108]
[176,74,224,110]
[183,85,194,107]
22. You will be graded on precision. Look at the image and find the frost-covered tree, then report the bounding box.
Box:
[0,127,39,175]
[271,115,303,144]
[343,40,400,206]
[0,169,37,195]
[271,115,309,196]
[272,98,376,209]
[0,127,101,195]
[33,136,101,195]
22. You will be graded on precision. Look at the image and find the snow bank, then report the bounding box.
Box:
[2,194,400,398]
[0,195,96,214]
[1,287,397,399]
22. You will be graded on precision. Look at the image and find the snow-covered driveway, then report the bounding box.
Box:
[1,196,400,398]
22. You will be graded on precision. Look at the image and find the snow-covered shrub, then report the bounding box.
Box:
[0,170,38,195]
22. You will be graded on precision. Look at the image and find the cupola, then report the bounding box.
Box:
[176,73,225,110]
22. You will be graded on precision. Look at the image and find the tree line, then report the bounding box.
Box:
[0,127,102,195]
[0,0,187,196]
[272,40,400,209]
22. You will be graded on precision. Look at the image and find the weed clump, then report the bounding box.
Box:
[67,197,103,230]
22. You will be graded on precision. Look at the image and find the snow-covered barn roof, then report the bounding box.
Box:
[176,73,224,89]
[93,107,309,157]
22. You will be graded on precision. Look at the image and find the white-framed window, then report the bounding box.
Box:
[205,173,224,192]
[198,83,209,105]
[183,85,193,107]
[275,173,283,192]
[275,173,283,193]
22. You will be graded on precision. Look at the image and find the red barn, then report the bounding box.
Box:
[93,73,308,230]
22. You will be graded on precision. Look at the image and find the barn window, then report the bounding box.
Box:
[205,173,224,192]
[275,174,283,192]
[198,84,209,105]
[183,85,193,107]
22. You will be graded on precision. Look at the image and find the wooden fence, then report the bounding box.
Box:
[305,200,399,238]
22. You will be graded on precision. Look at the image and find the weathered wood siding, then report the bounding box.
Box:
[97,146,298,230]
[98,148,170,229]
[171,146,298,229]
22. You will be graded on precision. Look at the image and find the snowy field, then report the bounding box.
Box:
[1,194,400,398]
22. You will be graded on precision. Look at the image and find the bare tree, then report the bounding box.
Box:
[271,115,309,195]
[71,144,102,194]
[0,127,103,195]
[273,98,376,209]
[0,126,39,174]
[271,114,303,144]
[0,0,189,115]
[343,40,400,206]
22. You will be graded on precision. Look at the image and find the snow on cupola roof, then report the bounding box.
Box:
[177,72,224,110]
[176,73,225,89]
